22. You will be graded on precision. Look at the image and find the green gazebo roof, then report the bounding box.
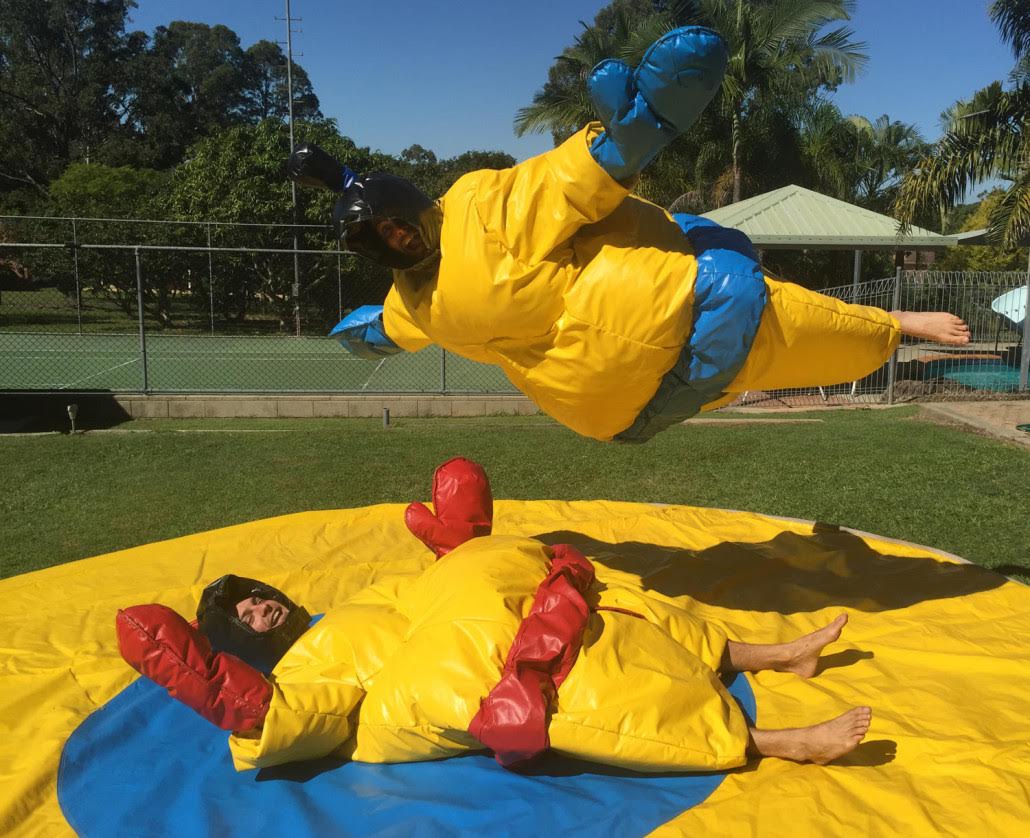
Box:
[701,184,958,251]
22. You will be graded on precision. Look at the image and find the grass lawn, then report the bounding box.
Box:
[1,406,1027,579]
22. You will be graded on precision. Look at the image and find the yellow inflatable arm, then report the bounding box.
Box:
[463,123,631,268]
[229,599,408,771]
[382,284,433,353]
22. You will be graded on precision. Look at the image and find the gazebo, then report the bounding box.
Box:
[700,183,960,285]
[701,185,1030,394]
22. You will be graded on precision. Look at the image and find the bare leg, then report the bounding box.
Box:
[892,310,970,346]
[747,707,872,764]
[722,614,847,678]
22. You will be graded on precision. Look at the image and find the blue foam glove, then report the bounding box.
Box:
[589,26,728,182]
[329,305,404,360]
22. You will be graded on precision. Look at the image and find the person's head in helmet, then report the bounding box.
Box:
[196,575,311,672]
[332,172,439,270]
[286,144,440,271]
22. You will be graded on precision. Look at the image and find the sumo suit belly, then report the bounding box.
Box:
[382,120,900,440]
[550,610,749,772]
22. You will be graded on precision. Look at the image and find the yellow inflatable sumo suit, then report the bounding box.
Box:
[306,29,900,442]
[228,535,748,773]
[379,123,899,442]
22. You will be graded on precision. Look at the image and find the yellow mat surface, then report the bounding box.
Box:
[1,500,1028,836]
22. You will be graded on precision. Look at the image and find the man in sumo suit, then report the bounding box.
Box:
[288,26,969,443]
[117,458,870,773]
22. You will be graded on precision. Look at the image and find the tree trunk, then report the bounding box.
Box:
[732,109,742,204]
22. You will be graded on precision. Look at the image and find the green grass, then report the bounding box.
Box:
[1,407,1027,580]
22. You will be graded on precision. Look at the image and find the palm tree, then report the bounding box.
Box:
[513,5,672,144]
[796,100,859,199]
[514,0,867,205]
[847,114,927,211]
[894,1,1030,245]
[703,0,867,202]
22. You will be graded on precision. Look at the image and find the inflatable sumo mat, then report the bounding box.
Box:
[1,501,1028,836]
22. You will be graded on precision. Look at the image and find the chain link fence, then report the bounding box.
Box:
[2,217,1028,402]
[0,215,513,394]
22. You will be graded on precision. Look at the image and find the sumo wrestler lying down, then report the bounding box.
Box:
[117,459,870,773]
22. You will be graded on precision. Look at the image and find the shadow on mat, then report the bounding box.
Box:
[837,739,897,767]
[531,524,1004,613]
[254,750,720,784]
[257,754,347,783]
[816,649,874,675]
[725,740,898,778]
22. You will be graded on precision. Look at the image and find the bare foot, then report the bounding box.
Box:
[749,707,872,764]
[892,311,971,345]
[778,614,848,678]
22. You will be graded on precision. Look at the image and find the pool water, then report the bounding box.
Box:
[921,359,1023,392]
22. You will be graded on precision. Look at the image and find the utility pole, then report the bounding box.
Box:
[279,0,302,336]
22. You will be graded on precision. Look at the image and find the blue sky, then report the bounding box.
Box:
[127,0,1017,162]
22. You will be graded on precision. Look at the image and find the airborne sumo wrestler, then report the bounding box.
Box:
[288,25,969,443]
[116,459,871,774]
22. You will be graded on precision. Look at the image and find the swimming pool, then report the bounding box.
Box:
[921,358,1022,392]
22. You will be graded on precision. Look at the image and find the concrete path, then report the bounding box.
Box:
[920,401,1030,447]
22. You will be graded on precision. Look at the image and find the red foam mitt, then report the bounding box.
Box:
[469,543,595,768]
[405,457,493,557]
[116,603,271,732]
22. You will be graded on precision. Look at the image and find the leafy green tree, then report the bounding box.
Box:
[791,101,875,202]
[694,0,867,203]
[514,2,672,143]
[1,9,326,193]
[109,24,325,171]
[240,40,321,123]
[0,0,139,198]
[846,114,927,211]
[937,189,1029,271]
[895,1,1030,246]
[396,148,517,202]
[169,118,401,329]
[49,163,168,218]
[516,0,867,205]
[112,21,250,169]
[18,162,186,325]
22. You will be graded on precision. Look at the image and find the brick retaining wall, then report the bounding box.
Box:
[1,392,539,431]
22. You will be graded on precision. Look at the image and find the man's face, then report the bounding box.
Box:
[372,217,429,261]
[235,595,290,633]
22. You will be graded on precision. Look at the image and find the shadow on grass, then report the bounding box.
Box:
[531,524,1005,613]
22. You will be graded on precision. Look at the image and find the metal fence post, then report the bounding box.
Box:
[71,218,82,335]
[886,267,902,405]
[292,225,301,337]
[849,249,863,397]
[207,224,215,335]
[1020,264,1030,391]
[440,348,448,393]
[337,250,343,322]
[135,247,149,393]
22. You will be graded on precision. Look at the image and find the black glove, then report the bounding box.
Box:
[286,143,358,192]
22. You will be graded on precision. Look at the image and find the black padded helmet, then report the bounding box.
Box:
[285,142,437,270]
[332,173,437,269]
[196,574,311,672]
